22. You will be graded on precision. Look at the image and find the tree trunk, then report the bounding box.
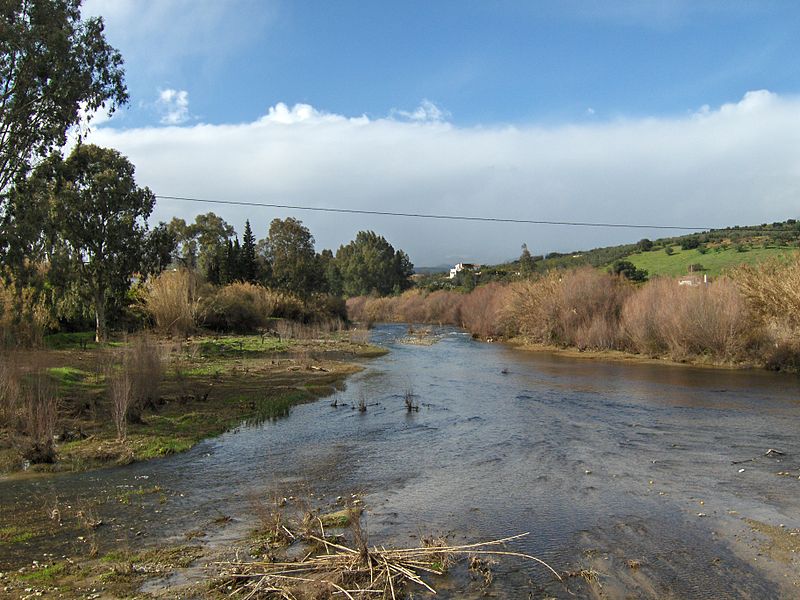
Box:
[94,292,107,343]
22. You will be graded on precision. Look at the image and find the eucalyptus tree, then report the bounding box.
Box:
[47,144,154,341]
[0,0,127,200]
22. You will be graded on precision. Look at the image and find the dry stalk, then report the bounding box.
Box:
[218,532,560,599]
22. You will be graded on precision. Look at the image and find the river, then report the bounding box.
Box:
[2,324,800,598]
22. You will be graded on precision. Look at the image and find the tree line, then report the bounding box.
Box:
[0,143,414,341]
[0,1,415,343]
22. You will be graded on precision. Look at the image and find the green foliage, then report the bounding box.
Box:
[0,0,127,196]
[519,243,536,276]
[46,144,154,341]
[637,238,654,252]
[335,230,413,296]
[610,260,648,282]
[240,219,258,282]
[264,217,323,297]
[664,246,674,255]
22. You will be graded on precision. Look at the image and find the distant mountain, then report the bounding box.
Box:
[413,265,452,275]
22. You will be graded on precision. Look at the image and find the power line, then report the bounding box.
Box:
[155,195,715,231]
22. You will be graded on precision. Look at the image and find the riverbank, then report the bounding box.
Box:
[503,337,763,372]
[0,330,386,476]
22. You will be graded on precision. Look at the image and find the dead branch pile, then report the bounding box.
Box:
[218,532,560,599]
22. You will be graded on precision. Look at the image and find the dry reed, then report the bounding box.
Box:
[144,269,199,336]
[107,366,132,441]
[20,372,59,463]
[219,532,561,599]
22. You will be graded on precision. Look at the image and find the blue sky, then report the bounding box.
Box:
[81,1,800,265]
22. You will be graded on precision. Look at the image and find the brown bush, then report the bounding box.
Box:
[620,278,675,356]
[732,254,800,331]
[663,278,755,362]
[0,280,53,348]
[622,277,756,362]
[107,366,132,441]
[0,354,21,429]
[125,334,164,422]
[201,282,287,332]
[459,282,513,338]
[20,372,59,464]
[508,268,629,349]
[144,269,199,336]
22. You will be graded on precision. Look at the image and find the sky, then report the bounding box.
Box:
[79,0,800,266]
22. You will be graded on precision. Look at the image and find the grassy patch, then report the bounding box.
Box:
[0,525,35,544]
[629,246,798,277]
[44,331,124,350]
[198,335,288,358]
[16,561,66,582]
[117,485,163,504]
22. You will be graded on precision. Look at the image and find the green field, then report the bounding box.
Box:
[627,245,798,277]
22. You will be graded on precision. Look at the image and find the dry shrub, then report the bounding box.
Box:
[662,278,755,362]
[459,282,512,338]
[201,282,285,332]
[274,318,345,340]
[20,372,59,464]
[622,277,755,362]
[125,334,163,421]
[506,272,562,343]
[620,278,674,356]
[733,254,800,331]
[508,268,629,349]
[0,354,21,429]
[0,280,53,348]
[107,366,132,441]
[144,269,200,336]
[347,285,512,337]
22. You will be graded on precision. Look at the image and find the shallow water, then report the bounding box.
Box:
[2,324,800,598]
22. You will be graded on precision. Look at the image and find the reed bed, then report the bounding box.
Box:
[219,532,560,599]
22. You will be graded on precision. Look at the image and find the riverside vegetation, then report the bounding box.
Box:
[348,253,800,371]
[0,268,385,474]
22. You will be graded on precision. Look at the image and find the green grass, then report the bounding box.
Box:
[117,485,163,504]
[198,335,288,358]
[44,331,123,350]
[628,245,798,277]
[0,525,35,544]
[16,562,66,582]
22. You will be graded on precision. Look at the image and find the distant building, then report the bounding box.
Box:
[678,274,709,287]
[449,262,480,279]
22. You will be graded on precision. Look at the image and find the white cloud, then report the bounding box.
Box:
[84,91,800,265]
[392,100,450,123]
[156,89,191,125]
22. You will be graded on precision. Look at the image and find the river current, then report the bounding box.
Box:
[2,324,800,598]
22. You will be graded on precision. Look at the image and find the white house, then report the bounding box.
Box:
[449,262,479,279]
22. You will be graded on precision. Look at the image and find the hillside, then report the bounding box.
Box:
[415,218,800,289]
[628,244,798,277]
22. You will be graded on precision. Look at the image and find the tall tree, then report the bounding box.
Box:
[192,212,234,281]
[264,217,322,296]
[0,0,127,198]
[519,243,535,276]
[335,231,413,296]
[46,144,154,341]
[240,219,257,282]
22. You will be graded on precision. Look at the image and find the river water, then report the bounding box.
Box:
[2,324,800,598]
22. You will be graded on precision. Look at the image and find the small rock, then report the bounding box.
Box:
[697,513,707,517]
[584,470,592,475]
[738,468,745,473]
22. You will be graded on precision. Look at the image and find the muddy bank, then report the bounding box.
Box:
[0,332,385,475]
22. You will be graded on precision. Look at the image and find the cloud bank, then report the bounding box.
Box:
[86,91,800,265]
